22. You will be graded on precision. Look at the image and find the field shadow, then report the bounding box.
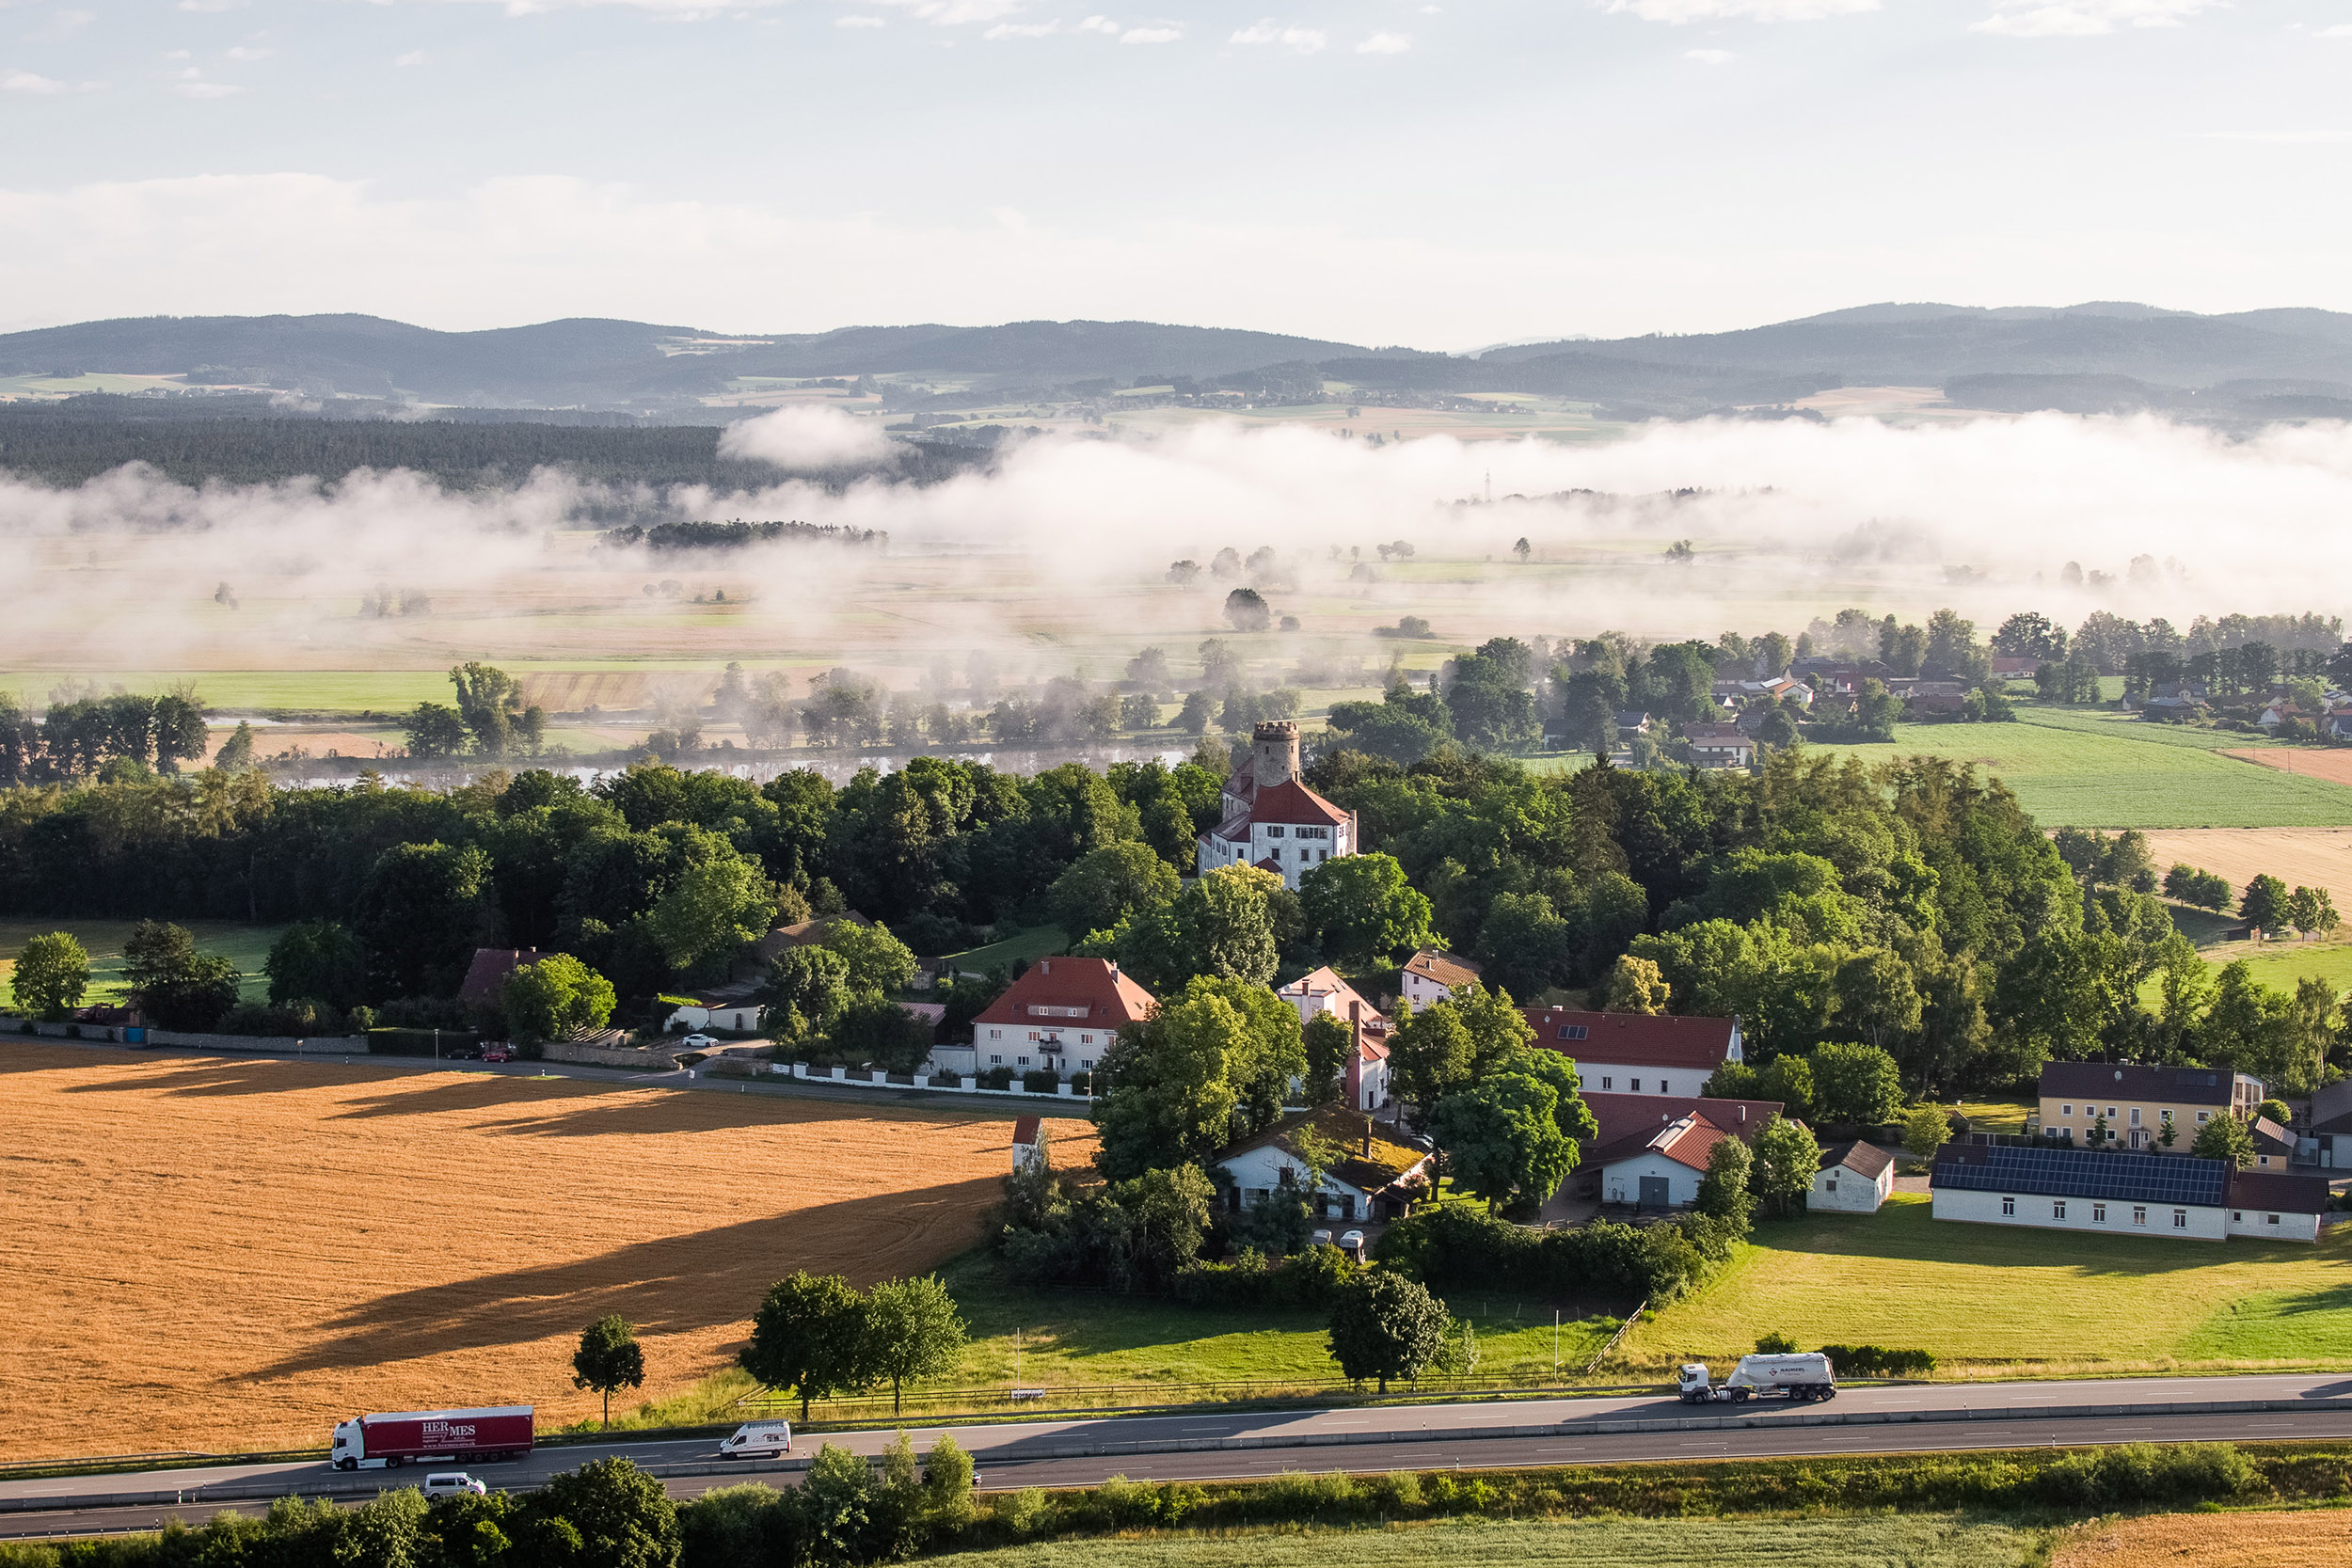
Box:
[57,1059,330,1098]
[246,1176,1002,1382]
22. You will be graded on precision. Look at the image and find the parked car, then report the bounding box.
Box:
[1338,1229,1366,1259]
[480,1045,516,1064]
[446,1045,479,1061]
[422,1473,487,1500]
[680,1033,718,1050]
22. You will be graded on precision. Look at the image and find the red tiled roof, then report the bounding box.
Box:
[1524,1008,1740,1070]
[1649,1116,1734,1173]
[459,947,543,1005]
[1277,966,1392,1037]
[1011,1115,1042,1146]
[1581,1091,1783,1166]
[971,957,1157,1033]
[1405,948,1482,988]
[1246,779,1350,829]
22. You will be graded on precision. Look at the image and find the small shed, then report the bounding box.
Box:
[1812,1140,1896,1213]
[1011,1115,1045,1173]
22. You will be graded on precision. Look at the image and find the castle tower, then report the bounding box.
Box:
[1251,720,1301,789]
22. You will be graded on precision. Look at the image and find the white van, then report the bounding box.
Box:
[422,1473,487,1500]
[720,1421,792,1458]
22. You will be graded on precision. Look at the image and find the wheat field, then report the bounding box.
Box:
[0,1045,1093,1460]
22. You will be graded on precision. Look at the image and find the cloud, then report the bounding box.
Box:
[174,0,247,10]
[367,0,788,15]
[174,78,242,95]
[224,43,273,60]
[834,11,884,22]
[1074,13,1115,28]
[1355,28,1409,50]
[719,404,897,467]
[2189,129,2352,144]
[393,47,426,61]
[1608,0,1873,22]
[983,17,1057,35]
[1231,20,1327,51]
[1,66,65,91]
[2321,22,2352,35]
[1684,44,1735,60]
[857,0,1025,24]
[1971,0,2213,33]
[1119,22,1177,40]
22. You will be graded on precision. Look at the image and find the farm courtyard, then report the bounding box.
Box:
[0,1044,1095,1459]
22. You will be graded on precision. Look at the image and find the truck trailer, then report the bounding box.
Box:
[1677,1353,1836,1403]
[330,1406,534,1470]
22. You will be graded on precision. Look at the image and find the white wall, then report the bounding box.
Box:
[1810,1162,1889,1213]
[1220,1144,1373,1219]
[1401,972,1454,1008]
[2228,1206,2323,1243]
[1931,1186,2227,1241]
[1600,1151,1700,1207]
[1573,1061,1712,1097]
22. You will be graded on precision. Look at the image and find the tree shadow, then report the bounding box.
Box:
[243,1177,1003,1383]
[57,1059,339,1098]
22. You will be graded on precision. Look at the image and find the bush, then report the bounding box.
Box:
[980,1066,1014,1090]
[1021,1068,1059,1094]
[216,1000,343,1037]
[1067,1069,1092,1095]
[1820,1342,1934,1377]
[1173,1244,1360,1310]
[367,1027,482,1056]
[1373,1204,1731,1303]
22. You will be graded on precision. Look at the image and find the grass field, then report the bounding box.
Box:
[932,1251,1617,1393]
[942,927,1069,975]
[0,1045,1097,1458]
[1624,1194,2352,1375]
[0,920,280,1006]
[926,1516,2042,1568]
[1813,708,2352,829]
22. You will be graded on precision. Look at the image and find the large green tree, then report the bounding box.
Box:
[1090,976,1305,1180]
[504,955,618,1045]
[264,921,364,1010]
[1116,863,1286,991]
[1428,1069,1575,1212]
[1807,1039,1904,1126]
[1751,1115,1820,1217]
[572,1314,646,1428]
[1327,1271,1449,1393]
[860,1275,967,1416]
[758,946,855,1047]
[739,1272,870,1424]
[9,930,88,1019]
[356,842,495,999]
[524,1457,680,1568]
[646,850,775,972]
[1048,842,1181,945]
[1298,852,1435,969]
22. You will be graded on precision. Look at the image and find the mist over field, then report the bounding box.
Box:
[4,405,2350,677]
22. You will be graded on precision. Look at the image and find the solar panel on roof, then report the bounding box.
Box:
[1933,1145,2225,1206]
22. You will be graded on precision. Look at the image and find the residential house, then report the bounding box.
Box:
[1791,657,1892,696]
[1811,1141,1896,1213]
[2328,708,2352,740]
[1521,1007,1743,1097]
[1613,710,1653,736]
[966,956,1154,1080]
[1196,721,1360,891]
[1401,948,1482,1007]
[2297,1079,2352,1166]
[1932,1143,2327,1243]
[1575,1090,1782,1202]
[2037,1061,2265,1151]
[750,912,874,970]
[663,986,764,1034]
[1681,721,1756,769]
[2144,683,2209,717]
[2249,1115,2296,1170]
[1212,1105,1433,1222]
[1275,966,1391,1112]
[1988,656,2041,681]
[460,947,544,1006]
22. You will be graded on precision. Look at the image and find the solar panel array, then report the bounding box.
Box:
[1934,1145,2227,1206]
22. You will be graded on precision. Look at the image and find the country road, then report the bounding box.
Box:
[8,1372,2352,1540]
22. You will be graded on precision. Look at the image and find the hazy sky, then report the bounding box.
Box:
[3,0,2348,341]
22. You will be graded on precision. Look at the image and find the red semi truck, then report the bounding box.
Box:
[330,1406,534,1470]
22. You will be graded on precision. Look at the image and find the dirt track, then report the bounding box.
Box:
[0,1046,1094,1458]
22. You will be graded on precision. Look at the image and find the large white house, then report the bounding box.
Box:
[1400,948,1483,1009]
[951,957,1156,1079]
[1522,1007,1743,1098]
[1196,721,1359,892]
[1931,1143,2328,1243]
[1274,966,1391,1112]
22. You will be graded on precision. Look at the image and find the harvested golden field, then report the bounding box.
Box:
[2229,749,2352,789]
[0,1045,1094,1460]
[2054,1507,2352,1566]
[2134,826,2352,918]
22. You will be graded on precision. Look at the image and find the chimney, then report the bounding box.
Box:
[1252,720,1302,789]
[1040,959,1051,974]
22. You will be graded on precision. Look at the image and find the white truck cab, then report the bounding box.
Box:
[1678,1353,1836,1403]
[330,1419,383,1470]
[720,1421,792,1458]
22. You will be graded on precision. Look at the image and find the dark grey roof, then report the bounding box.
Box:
[2038,1061,2242,1106]
[2226,1169,2331,1214]
[1933,1143,2227,1206]
[1820,1140,1894,1180]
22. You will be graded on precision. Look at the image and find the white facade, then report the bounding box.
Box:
[1811,1159,1893,1213]
[2228,1205,2323,1243]
[1217,1143,1377,1221]
[976,1022,1110,1074]
[664,1000,761,1033]
[1931,1185,2227,1241]
[1600,1150,1704,1208]
[922,1042,979,1077]
[1572,1062,1710,1098]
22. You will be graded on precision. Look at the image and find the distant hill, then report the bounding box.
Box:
[7,301,2352,419]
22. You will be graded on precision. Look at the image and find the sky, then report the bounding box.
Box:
[2,0,2350,342]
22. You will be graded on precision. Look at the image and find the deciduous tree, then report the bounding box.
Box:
[10,931,88,1019]
[1327,1272,1448,1393]
[572,1314,646,1429]
[740,1272,870,1424]
[861,1275,967,1416]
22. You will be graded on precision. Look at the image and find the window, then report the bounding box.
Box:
[2130,1108,2141,1127]
[1602,1076,1613,1090]
[2053,1200,2067,1220]
[2197,1111,2211,1123]
[2173,1209,2187,1228]
[2106,1106,2118,1118]
[1017,1055,1030,1066]
[1080,1059,1093,1069]
[1629,1079,1642,1092]
[1081,1034,1092,1044]
[1826,1174,1838,1192]
[1266,826,1285,838]
[989,1028,1001,1039]
[2001,1196,2016,1216]
[2233,1211,2243,1222]
[990,1054,1003,1065]
[2267,1213,2281,1227]
[2092,1203,2106,1223]
[1661,1079,1671,1093]
[1560,1024,1589,1041]
[2062,1104,2074,1117]
[2133,1205,2147,1226]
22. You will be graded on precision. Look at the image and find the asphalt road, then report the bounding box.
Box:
[10,1373,2352,1540]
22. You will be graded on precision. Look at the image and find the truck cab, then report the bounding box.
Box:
[1677,1363,1744,1403]
[331,1419,373,1470]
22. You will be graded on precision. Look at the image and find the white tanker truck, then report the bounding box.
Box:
[1677,1352,1837,1403]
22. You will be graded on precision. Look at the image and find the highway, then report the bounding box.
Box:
[8,1372,2352,1540]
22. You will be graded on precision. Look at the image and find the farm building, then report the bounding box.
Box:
[1211,1105,1432,1223]
[663,984,763,1035]
[1681,722,1756,770]
[1195,721,1359,891]
[1275,966,1391,1112]
[1931,1144,2328,1243]
[1401,947,1482,1008]
[2296,1080,2352,1166]
[1574,1091,1782,1203]
[2037,1061,2265,1151]
[1521,1007,1743,1097]
[966,957,1153,1079]
[1811,1141,1896,1213]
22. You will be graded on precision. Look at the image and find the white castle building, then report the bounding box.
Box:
[1195,721,1359,892]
